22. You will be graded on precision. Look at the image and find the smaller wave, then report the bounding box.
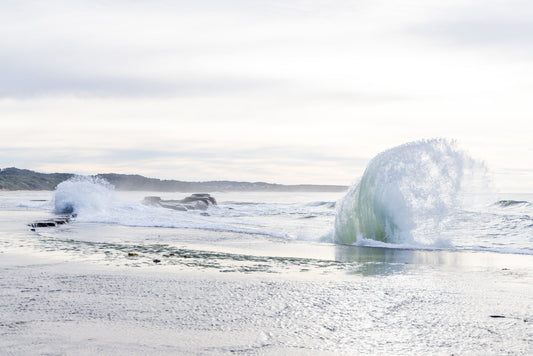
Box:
[351,237,533,255]
[220,201,264,205]
[53,176,114,215]
[495,200,530,207]
[468,247,533,255]
[50,181,297,240]
[16,200,52,209]
[353,237,453,250]
[305,201,336,208]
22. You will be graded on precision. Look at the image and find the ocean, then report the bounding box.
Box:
[3,186,533,265]
[1,139,532,354]
[5,139,532,265]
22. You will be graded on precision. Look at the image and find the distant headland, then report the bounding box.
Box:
[0,167,348,192]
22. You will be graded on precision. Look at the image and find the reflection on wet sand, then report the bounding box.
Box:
[335,245,531,276]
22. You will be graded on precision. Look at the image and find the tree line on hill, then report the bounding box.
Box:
[0,167,348,192]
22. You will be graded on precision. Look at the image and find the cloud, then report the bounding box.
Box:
[0,1,273,98]
[0,59,278,98]
[412,20,533,48]
[1,0,532,190]
[0,0,404,102]
[0,146,368,167]
[0,145,368,184]
[406,1,533,52]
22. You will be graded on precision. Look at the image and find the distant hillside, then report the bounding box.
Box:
[0,167,348,192]
[0,168,73,190]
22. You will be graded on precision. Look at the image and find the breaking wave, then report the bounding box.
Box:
[50,176,337,241]
[54,176,115,215]
[334,139,487,247]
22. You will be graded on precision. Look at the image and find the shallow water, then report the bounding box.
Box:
[0,188,532,278]
[1,190,532,354]
[5,186,533,259]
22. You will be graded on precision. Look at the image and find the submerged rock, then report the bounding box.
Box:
[142,193,217,211]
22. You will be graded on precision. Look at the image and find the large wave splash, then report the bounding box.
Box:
[54,176,114,215]
[334,139,486,246]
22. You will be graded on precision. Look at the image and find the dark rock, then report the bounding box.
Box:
[142,193,217,211]
[183,193,217,205]
[29,215,72,229]
[489,315,506,318]
[153,259,161,263]
[32,222,56,227]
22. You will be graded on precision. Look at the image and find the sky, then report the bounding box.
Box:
[1,0,532,192]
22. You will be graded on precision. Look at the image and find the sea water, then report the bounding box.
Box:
[1,141,532,271]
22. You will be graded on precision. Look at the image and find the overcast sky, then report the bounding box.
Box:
[1,0,532,191]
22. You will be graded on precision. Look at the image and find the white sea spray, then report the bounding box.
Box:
[53,176,115,215]
[334,139,488,247]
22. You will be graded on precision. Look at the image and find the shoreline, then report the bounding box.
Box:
[1,249,531,355]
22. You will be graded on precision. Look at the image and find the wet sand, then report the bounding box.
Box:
[1,246,532,355]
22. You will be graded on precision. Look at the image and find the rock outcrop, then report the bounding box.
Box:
[29,215,73,230]
[142,193,217,211]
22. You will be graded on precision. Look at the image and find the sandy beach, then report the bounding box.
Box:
[1,243,532,355]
